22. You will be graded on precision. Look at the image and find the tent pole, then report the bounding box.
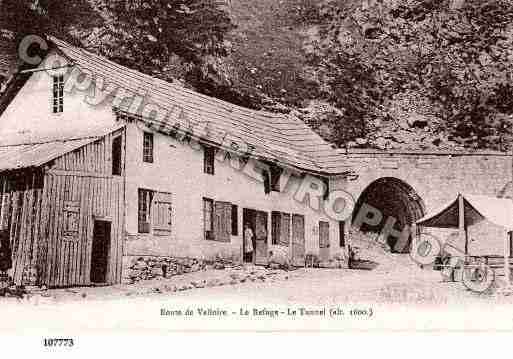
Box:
[506,232,511,285]
[464,226,468,256]
[411,223,417,249]
[458,194,468,259]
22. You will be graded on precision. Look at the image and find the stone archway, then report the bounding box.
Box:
[351,177,426,253]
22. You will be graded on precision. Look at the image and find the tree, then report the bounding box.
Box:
[94,0,237,101]
[0,0,99,41]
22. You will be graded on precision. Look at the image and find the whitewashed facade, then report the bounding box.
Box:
[0,42,352,281]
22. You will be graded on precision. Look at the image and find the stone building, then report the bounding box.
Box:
[0,37,351,287]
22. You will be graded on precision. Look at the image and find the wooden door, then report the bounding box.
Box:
[254,211,268,265]
[319,221,330,262]
[291,214,305,266]
[90,220,111,284]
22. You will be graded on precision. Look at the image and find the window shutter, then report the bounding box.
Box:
[214,201,231,242]
[152,192,172,236]
[271,212,280,245]
[231,204,238,236]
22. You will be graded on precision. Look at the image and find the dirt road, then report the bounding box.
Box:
[18,259,506,305]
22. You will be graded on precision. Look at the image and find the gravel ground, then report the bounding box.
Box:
[7,255,511,306]
[2,238,511,306]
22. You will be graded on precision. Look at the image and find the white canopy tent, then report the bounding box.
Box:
[416,193,513,230]
[416,193,513,283]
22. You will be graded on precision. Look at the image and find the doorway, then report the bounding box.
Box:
[91,220,111,284]
[243,208,268,265]
[319,221,330,262]
[291,214,305,266]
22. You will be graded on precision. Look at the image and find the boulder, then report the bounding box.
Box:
[133,260,147,270]
[268,251,291,270]
[407,114,429,128]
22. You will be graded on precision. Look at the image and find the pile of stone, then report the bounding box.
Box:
[211,255,242,270]
[305,252,348,269]
[318,258,348,269]
[124,256,207,284]
[225,268,286,285]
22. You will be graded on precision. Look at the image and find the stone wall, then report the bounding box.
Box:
[344,150,511,210]
[122,256,209,284]
[343,149,512,256]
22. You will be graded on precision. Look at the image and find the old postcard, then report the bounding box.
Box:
[1,1,513,349]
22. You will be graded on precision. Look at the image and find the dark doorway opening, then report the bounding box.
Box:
[291,214,305,266]
[112,136,122,176]
[352,177,425,253]
[91,220,111,284]
[243,208,268,265]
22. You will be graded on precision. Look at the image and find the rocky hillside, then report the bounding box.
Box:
[1,0,513,151]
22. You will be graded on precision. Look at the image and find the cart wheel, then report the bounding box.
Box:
[462,265,495,293]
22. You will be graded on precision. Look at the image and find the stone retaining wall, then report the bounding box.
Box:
[122,256,208,284]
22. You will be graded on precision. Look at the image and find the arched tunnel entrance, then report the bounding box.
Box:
[351,177,426,253]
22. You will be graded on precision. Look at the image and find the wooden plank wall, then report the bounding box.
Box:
[0,128,125,287]
[39,173,124,287]
[41,128,125,287]
[52,129,124,174]
[0,171,44,285]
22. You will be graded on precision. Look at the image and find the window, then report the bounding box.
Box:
[263,170,271,194]
[231,204,238,236]
[138,189,154,233]
[203,198,214,240]
[143,132,154,163]
[322,177,330,200]
[339,221,345,247]
[52,75,64,113]
[270,165,283,192]
[272,211,290,246]
[203,146,215,174]
[138,190,173,235]
[63,201,80,240]
[112,136,122,175]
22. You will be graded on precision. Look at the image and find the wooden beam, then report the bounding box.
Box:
[47,170,114,179]
[506,232,511,285]
[458,194,468,257]
[19,65,72,74]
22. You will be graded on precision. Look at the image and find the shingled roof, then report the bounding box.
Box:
[48,36,351,177]
[0,38,16,78]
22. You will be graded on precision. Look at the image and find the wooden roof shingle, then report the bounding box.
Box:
[48,36,352,176]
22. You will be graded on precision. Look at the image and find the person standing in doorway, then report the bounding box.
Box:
[243,223,254,263]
